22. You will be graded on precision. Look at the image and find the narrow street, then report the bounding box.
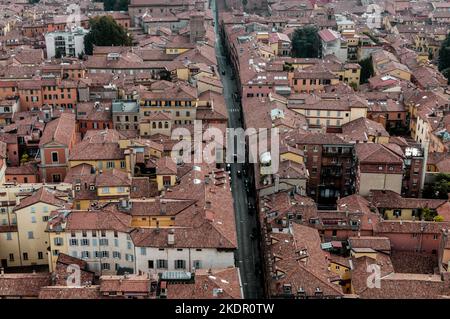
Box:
[211,0,264,299]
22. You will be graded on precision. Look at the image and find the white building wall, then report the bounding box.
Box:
[134,247,235,274]
[66,230,135,275]
[45,33,56,58]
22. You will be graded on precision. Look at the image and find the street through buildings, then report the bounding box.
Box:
[211,0,265,299]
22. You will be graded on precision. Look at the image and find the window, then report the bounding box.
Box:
[114,239,119,247]
[101,230,106,237]
[9,253,14,261]
[99,238,108,246]
[82,231,87,237]
[54,237,63,246]
[92,231,97,237]
[113,251,121,259]
[51,152,58,163]
[101,263,110,270]
[101,251,109,258]
[102,187,110,194]
[114,231,118,238]
[106,161,115,169]
[69,239,78,246]
[127,241,132,250]
[28,231,34,239]
[6,232,12,240]
[42,216,49,222]
[174,259,186,269]
[118,187,125,193]
[140,247,146,255]
[193,260,202,269]
[120,161,126,169]
[157,259,168,269]
[23,253,28,261]
[81,239,90,246]
[81,251,90,259]
[148,260,154,269]
[31,216,36,223]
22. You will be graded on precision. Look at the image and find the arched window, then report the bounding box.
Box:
[152,122,156,129]
[164,122,169,128]
[158,122,162,129]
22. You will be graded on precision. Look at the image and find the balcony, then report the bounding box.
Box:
[260,166,273,176]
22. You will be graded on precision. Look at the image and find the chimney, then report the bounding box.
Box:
[160,201,167,215]
[168,229,175,245]
[0,268,4,275]
[205,201,211,209]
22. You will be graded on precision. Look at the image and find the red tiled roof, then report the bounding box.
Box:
[39,113,76,147]
[14,187,67,211]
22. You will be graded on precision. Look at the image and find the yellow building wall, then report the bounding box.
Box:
[280,152,304,164]
[165,48,190,55]
[156,175,176,191]
[131,216,175,228]
[270,42,279,55]
[75,199,91,211]
[442,249,450,266]
[69,159,127,172]
[349,107,367,122]
[344,69,361,86]
[48,232,68,272]
[358,173,403,197]
[384,208,414,220]
[374,136,390,144]
[177,67,189,81]
[0,231,21,267]
[350,251,378,259]
[385,69,411,81]
[16,202,59,266]
[330,262,351,280]
[97,186,130,197]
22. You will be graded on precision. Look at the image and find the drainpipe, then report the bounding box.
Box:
[419,138,429,198]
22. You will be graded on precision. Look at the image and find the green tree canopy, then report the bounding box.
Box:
[358,57,374,84]
[103,0,129,11]
[438,32,450,84]
[423,173,450,199]
[84,16,132,55]
[291,26,321,58]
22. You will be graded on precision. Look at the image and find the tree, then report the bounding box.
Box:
[422,173,450,199]
[349,82,358,91]
[103,0,129,11]
[158,70,172,81]
[420,207,437,221]
[291,26,321,59]
[434,215,444,222]
[84,16,132,55]
[20,154,30,165]
[438,32,450,83]
[358,57,374,84]
[283,62,294,72]
[54,49,63,59]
